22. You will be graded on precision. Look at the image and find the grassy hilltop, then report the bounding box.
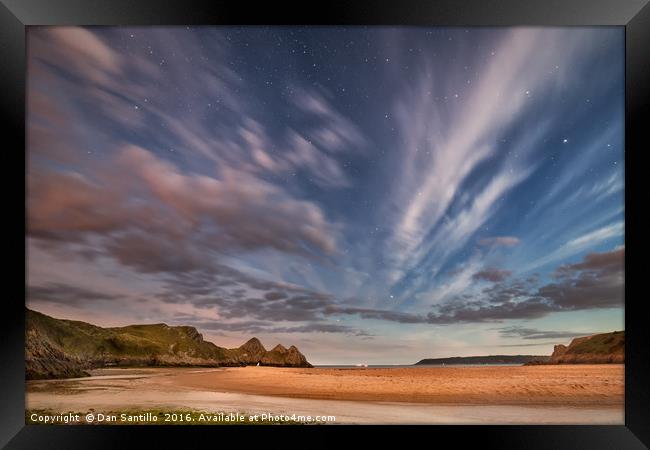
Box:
[549,331,624,364]
[26,308,311,379]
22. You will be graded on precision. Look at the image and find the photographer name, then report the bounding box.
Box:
[29,411,336,424]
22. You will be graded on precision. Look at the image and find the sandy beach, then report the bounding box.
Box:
[171,365,624,405]
[26,365,624,424]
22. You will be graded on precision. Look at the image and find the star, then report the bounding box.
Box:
[562,139,568,143]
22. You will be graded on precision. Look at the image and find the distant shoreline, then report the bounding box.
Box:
[414,355,550,366]
[316,363,526,368]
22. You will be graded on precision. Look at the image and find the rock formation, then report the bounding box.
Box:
[237,337,268,364]
[526,331,624,365]
[548,331,624,364]
[25,308,312,379]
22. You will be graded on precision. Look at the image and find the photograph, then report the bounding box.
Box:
[25,25,625,426]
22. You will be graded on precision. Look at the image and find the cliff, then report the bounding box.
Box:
[25,309,312,379]
[546,331,624,364]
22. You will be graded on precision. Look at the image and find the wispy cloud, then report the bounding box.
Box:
[382,29,600,300]
[28,282,120,306]
[478,236,520,247]
[497,326,596,340]
[290,87,367,154]
[473,268,512,283]
[520,221,624,273]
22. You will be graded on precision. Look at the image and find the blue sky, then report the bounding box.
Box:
[27,26,624,364]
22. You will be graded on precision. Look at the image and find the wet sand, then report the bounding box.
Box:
[26,365,624,424]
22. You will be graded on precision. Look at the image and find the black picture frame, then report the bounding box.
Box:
[2,0,648,447]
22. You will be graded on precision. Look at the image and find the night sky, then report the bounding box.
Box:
[27,26,624,364]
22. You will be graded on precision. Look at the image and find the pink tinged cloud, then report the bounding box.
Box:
[478,236,521,247]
